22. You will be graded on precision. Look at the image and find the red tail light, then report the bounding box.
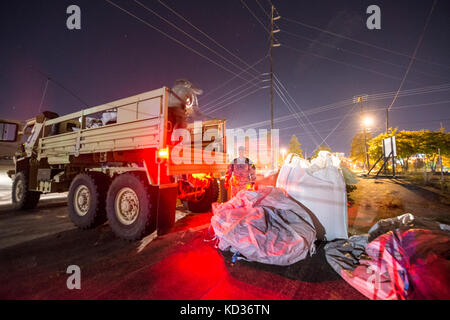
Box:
[158,147,169,160]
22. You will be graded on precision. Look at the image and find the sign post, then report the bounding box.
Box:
[367,136,397,178]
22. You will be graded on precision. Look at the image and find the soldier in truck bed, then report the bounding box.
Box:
[168,79,204,130]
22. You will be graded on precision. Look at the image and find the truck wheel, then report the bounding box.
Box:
[68,172,109,229]
[187,178,219,213]
[218,179,228,203]
[12,172,41,210]
[106,173,154,240]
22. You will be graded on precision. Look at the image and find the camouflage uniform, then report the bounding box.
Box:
[225,157,256,197]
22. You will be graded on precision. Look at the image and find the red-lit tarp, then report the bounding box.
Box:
[325,214,450,300]
[211,187,316,266]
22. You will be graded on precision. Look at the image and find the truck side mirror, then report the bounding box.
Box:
[0,121,19,142]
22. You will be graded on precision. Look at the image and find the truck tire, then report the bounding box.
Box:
[68,172,109,229]
[106,173,154,240]
[12,172,41,210]
[187,178,219,213]
[218,179,228,203]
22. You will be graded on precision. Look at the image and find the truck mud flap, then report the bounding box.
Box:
[156,184,178,236]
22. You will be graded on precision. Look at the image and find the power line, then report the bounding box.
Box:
[273,82,305,128]
[280,101,450,133]
[280,118,450,140]
[367,83,450,99]
[282,43,420,84]
[109,0,271,116]
[280,116,353,131]
[274,83,319,146]
[272,80,321,147]
[202,56,270,113]
[204,86,267,115]
[157,0,263,77]
[396,118,450,125]
[387,0,439,112]
[282,15,450,70]
[200,54,268,102]
[156,0,273,108]
[393,100,450,111]
[280,125,383,140]
[276,100,450,149]
[38,78,50,113]
[239,83,450,129]
[318,103,359,147]
[202,81,261,111]
[104,0,264,86]
[255,0,270,18]
[377,99,450,112]
[203,83,265,113]
[280,29,449,82]
[239,0,270,34]
[134,0,261,85]
[31,65,90,107]
[273,74,329,148]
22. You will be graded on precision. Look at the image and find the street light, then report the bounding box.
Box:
[362,116,374,128]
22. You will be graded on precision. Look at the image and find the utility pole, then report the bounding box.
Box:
[269,5,280,169]
[386,108,389,133]
[353,95,369,170]
[270,5,274,132]
[361,103,370,171]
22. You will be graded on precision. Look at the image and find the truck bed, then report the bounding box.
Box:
[39,117,162,164]
[36,87,229,176]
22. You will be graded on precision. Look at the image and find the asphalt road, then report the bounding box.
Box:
[0,170,366,300]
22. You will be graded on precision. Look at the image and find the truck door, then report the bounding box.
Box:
[0,119,24,167]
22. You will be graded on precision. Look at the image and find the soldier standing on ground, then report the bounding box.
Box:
[225,146,256,197]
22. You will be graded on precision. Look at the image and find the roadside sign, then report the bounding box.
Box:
[383,136,397,157]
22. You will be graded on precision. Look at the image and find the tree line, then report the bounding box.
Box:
[284,129,450,172]
[350,129,450,172]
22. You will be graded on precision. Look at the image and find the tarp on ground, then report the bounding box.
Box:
[276,151,348,241]
[211,186,317,266]
[367,212,450,241]
[325,214,450,300]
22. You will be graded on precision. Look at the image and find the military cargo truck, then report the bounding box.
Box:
[4,87,228,240]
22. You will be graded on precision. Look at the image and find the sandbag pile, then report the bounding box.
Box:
[211,186,317,266]
[325,214,450,300]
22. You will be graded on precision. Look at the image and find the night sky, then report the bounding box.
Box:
[1,0,449,156]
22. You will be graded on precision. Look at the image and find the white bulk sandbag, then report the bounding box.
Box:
[276,152,348,241]
[277,154,310,190]
[277,154,294,189]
